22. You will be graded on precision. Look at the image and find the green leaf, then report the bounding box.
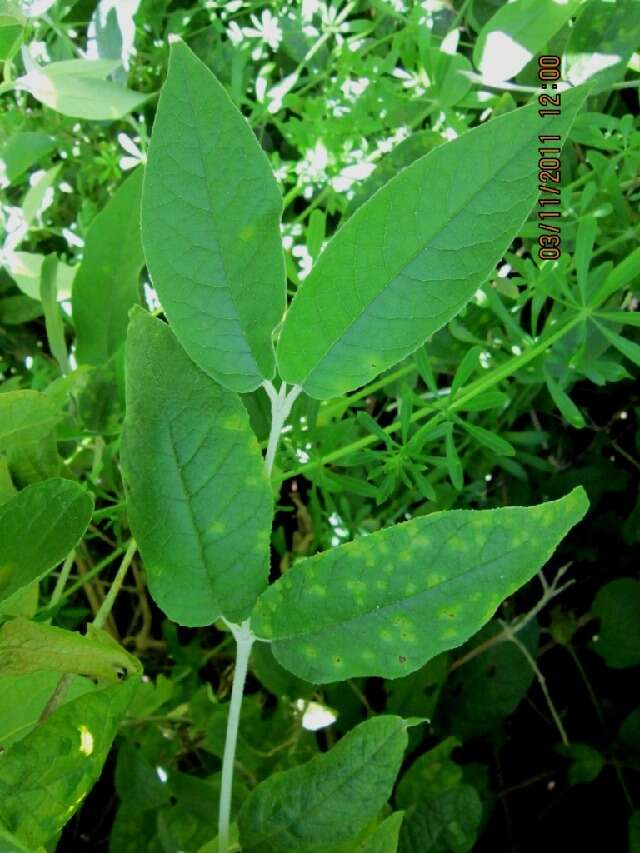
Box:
[591,578,640,668]
[0,2,25,62]
[141,41,285,393]
[237,716,408,852]
[276,87,588,399]
[346,130,445,219]
[0,478,93,605]
[461,423,516,457]
[354,812,404,853]
[594,246,640,304]
[0,618,142,682]
[40,255,70,374]
[0,131,54,184]
[544,371,586,429]
[399,785,482,853]
[5,250,76,301]
[596,321,640,368]
[121,308,272,626]
[437,621,538,738]
[473,0,584,83]
[0,681,134,848]
[251,488,588,683]
[16,57,147,120]
[0,672,94,750]
[561,742,604,785]
[73,168,144,365]
[0,389,59,448]
[0,823,32,853]
[396,737,462,808]
[564,0,640,90]
[445,425,463,490]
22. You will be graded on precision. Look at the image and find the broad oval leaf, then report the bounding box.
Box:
[0,681,134,848]
[141,41,286,393]
[120,308,272,626]
[276,87,588,399]
[251,488,588,682]
[0,479,93,606]
[237,716,408,852]
[73,167,145,365]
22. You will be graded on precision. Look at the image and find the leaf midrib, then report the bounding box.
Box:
[295,104,558,386]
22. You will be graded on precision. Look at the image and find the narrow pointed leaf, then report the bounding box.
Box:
[276,87,588,399]
[597,321,640,368]
[0,682,134,848]
[237,716,408,852]
[0,618,142,682]
[252,488,588,682]
[0,479,93,605]
[121,308,272,626]
[142,41,285,392]
[73,167,144,365]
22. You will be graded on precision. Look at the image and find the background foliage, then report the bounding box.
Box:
[1,0,639,851]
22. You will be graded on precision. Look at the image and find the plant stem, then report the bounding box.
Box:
[38,540,139,725]
[50,550,76,609]
[263,381,302,475]
[278,309,587,482]
[93,539,138,630]
[218,620,255,853]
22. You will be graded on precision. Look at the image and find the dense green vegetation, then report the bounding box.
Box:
[1,1,639,851]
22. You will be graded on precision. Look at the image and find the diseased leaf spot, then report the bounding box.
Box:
[375,579,388,591]
[398,655,407,664]
[380,629,393,642]
[310,584,326,597]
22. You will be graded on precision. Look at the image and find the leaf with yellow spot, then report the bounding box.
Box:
[251,488,588,682]
[0,681,134,849]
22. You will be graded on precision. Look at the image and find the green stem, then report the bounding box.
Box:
[50,550,75,609]
[277,309,587,482]
[93,539,138,629]
[263,381,302,475]
[218,620,255,853]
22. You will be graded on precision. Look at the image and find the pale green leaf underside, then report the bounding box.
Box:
[252,488,588,683]
[276,87,588,399]
[73,167,144,365]
[121,308,272,626]
[16,60,147,120]
[473,0,583,83]
[141,41,286,393]
[237,716,407,852]
[0,479,93,606]
[0,681,134,848]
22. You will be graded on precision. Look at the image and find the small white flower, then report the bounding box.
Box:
[244,10,282,51]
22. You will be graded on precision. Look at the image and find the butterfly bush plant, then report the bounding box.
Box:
[120,43,593,851]
[3,6,640,849]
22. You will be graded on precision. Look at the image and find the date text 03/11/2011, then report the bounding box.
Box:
[537,54,562,261]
